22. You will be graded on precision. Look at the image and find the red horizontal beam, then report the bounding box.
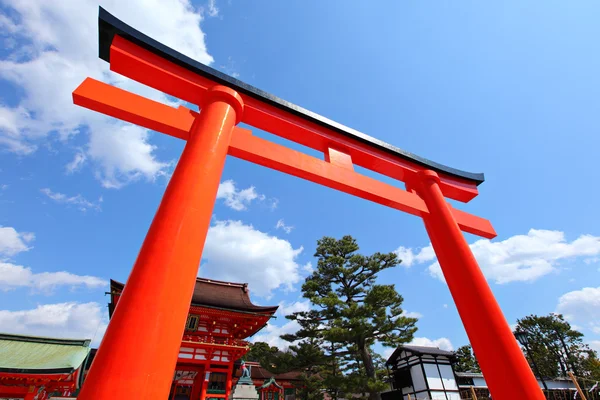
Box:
[230,131,495,238]
[72,78,496,239]
[108,35,479,203]
[73,77,192,141]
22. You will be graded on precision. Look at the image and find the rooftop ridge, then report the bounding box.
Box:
[0,332,91,347]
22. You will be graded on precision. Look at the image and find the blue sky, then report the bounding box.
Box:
[1,0,599,358]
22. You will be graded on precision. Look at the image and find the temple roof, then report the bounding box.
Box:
[0,333,91,374]
[234,362,302,381]
[110,278,278,314]
[386,345,456,365]
[259,376,283,389]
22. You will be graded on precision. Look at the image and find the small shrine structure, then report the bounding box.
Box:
[232,361,301,400]
[0,333,91,400]
[109,278,278,400]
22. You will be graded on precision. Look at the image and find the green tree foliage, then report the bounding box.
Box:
[284,235,418,400]
[245,342,277,363]
[453,345,481,373]
[294,372,325,400]
[515,314,600,381]
[245,342,295,374]
[581,352,600,381]
[246,341,326,400]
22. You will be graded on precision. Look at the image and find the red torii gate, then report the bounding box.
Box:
[73,8,544,400]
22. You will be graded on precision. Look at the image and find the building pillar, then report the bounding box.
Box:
[78,86,244,400]
[411,170,544,400]
[190,366,205,400]
[225,363,234,398]
[200,370,211,400]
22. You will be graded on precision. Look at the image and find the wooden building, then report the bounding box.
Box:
[109,278,278,400]
[383,345,581,399]
[0,333,91,400]
[383,345,460,400]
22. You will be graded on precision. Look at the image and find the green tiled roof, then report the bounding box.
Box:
[260,377,283,389]
[0,333,91,374]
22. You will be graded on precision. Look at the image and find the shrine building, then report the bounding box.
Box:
[0,333,91,400]
[109,278,278,400]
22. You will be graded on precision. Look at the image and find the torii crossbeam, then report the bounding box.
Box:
[72,7,544,400]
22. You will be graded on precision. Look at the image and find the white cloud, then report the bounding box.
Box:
[556,286,600,335]
[0,262,107,291]
[409,337,454,351]
[251,320,300,350]
[88,123,173,189]
[0,302,107,345]
[393,245,435,267]
[65,149,87,174]
[20,232,35,242]
[302,262,314,273]
[41,188,102,211]
[443,304,449,309]
[201,220,303,297]
[0,226,34,258]
[216,180,265,211]
[0,184,8,190]
[275,219,294,234]
[206,0,219,17]
[278,300,310,317]
[590,341,600,352]
[401,229,600,284]
[401,310,423,319]
[0,0,213,188]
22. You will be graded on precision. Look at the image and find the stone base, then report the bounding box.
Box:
[231,383,259,400]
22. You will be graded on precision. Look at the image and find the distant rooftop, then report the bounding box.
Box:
[386,345,456,365]
[0,333,91,374]
[234,361,302,382]
[110,278,278,315]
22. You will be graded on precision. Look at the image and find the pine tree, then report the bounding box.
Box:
[287,235,418,400]
[515,314,600,380]
[454,345,481,373]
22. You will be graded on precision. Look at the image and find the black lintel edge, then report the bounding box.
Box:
[97,6,484,186]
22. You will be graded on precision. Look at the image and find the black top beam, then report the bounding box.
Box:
[98,7,484,185]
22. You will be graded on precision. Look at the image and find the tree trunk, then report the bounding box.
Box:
[359,342,381,400]
[331,341,338,400]
[558,335,580,376]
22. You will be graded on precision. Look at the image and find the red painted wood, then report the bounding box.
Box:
[413,170,544,400]
[229,130,495,239]
[108,35,479,202]
[73,77,192,140]
[72,78,496,239]
[325,147,354,171]
[77,86,243,400]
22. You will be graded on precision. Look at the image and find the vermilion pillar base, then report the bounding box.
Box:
[78,86,244,400]
[412,170,544,400]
